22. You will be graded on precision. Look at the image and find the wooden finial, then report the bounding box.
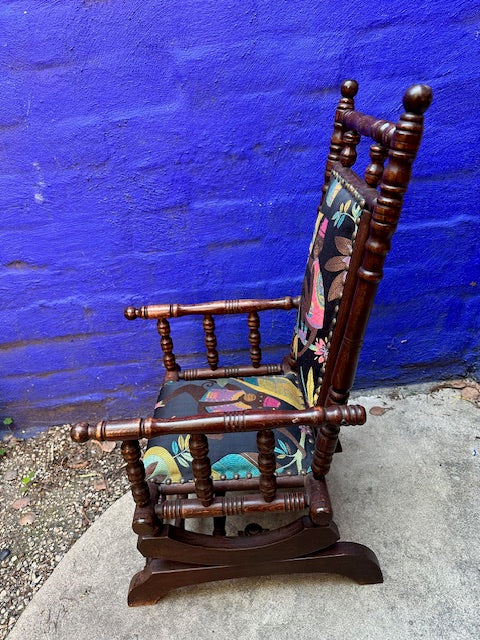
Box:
[70,422,91,443]
[403,84,433,115]
[124,306,138,320]
[341,79,359,99]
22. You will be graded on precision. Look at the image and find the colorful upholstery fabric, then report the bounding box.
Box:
[143,373,316,483]
[292,169,366,406]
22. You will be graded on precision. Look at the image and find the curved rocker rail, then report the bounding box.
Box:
[128,542,383,606]
[138,516,340,565]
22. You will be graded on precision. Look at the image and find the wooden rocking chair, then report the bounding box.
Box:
[71,79,432,605]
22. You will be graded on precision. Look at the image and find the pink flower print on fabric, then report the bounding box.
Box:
[310,338,329,363]
[325,236,353,302]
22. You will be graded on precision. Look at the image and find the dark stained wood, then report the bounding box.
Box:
[132,482,161,535]
[189,433,214,507]
[157,318,179,381]
[155,492,307,519]
[202,314,218,369]
[212,490,227,536]
[341,110,396,147]
[304,474,333,525]
[70,403,366,442]
[340,129,361,168]
[173,493,187,530]
[179,363,283,380]
[137,517,339,565]
[128,542,383,606]
[365,143,389,188]
[125,296,300,320]
[257,429,277,502]
[247,311,262,367]
[322,79,358,199]
[121,440,150,507]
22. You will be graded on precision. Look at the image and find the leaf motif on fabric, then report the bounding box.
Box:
[325,235,352,302]
[143,446,182,482]
[325,255,348,271]
[334,235,352,254]
[274,440,289,457]
[325,178,342,206]
[327,272,347,302]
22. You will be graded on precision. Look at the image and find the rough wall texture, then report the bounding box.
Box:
[1,1,479,434]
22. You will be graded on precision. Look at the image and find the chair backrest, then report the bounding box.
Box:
[292,80,432,407]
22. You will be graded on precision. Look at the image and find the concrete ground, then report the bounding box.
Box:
[6,385,480,640]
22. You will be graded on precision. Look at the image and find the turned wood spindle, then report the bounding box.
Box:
[323,79,358,198]
[202,314,218,370]
[248,311,262,368]
[189,433,214,507]
[365,143,389,188]
[257,429,277,502]
[157,318,178,376]
[174,494,188,529]
[340,129,361,168]
[121,440,150,507]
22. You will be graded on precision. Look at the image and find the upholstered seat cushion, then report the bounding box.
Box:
[143,373,316,483]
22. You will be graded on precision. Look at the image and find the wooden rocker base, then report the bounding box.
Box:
[137,516,340,565]
[128,541,383,606]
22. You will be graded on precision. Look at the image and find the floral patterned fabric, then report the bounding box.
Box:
[292,170,365,406]
[143,373,316,482]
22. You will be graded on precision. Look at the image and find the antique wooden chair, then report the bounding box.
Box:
[71,80,432,605]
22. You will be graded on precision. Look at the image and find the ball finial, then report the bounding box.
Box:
[403,84,432,115]
[124,306,137,320]
[71,422,90,443]
[341,79,359,99]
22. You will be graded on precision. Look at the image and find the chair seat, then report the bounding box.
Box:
[143,373,315,483]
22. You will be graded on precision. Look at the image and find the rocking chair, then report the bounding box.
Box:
[71,79,432,605]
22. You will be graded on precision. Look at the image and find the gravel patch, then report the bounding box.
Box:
[0,425,130,639]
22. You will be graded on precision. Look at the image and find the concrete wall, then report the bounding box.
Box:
[1,1,479,434]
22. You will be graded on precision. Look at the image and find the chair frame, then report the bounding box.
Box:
[71,79,432,605]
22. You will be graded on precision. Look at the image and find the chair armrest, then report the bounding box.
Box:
[71,404,366,443]
[124,295,300,320]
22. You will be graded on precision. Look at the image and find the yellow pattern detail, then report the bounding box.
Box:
[306,368,315,407]
[143,446,182,482]
[238,376,305,409]
[309,211,325,254]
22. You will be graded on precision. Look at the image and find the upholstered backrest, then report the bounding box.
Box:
[292,80,432,409]
[293,169,366,406]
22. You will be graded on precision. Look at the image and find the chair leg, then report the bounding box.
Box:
[128,542,383,606]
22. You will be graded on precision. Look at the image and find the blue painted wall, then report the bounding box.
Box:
[1,1,479,435]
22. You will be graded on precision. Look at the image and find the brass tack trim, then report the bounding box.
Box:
[331,168,366,208]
